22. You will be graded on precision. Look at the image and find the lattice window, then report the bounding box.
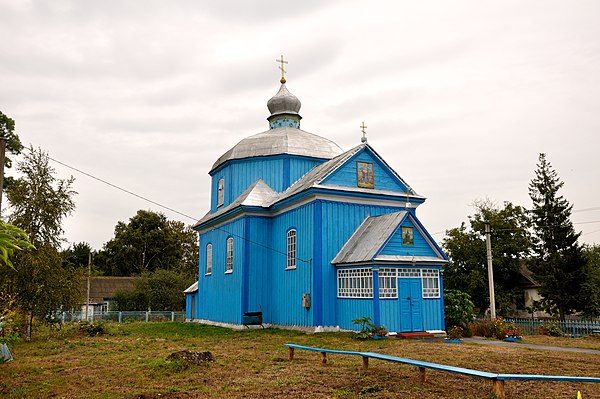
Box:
[422,269,440,298]
[337,268,373,298]
[217,178,224,207]
[378,268,398,298]
[225,237,234,273]
[286,229,297,269]
[398,268,421,278]
[206,243,213,275]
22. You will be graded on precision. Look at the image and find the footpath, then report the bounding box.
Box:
[462,336,600,355]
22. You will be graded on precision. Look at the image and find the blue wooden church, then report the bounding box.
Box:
[185,68,448,333]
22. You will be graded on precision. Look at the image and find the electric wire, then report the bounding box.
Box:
[40,150,599,256]
[45,152,311,263]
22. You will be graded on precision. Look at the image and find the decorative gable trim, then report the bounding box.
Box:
[332,211,447,266]
[320,144,416,196]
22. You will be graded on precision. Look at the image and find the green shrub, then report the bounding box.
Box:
[78,321,106,336]
[541,320,564,337]
[469,318,519,340]
[444,289,475,332]
[351,316,387,339]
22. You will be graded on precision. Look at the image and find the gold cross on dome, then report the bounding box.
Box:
[360,122,368,143]
[276,55,288,84]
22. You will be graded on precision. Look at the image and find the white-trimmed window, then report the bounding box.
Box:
[205,243,213,275]
[217,178,224,207]
[286,229,297,269]
[225,237,233,273]
[398,268,421,278]
[378,268,398,298]
[422,269,440,298]
[337,268,373,298]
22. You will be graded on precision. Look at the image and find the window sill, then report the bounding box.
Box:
[205,273,212,276]
[224,270,233,275]
[285,267,296,271]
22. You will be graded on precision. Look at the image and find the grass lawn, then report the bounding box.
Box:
[1,322,600,398]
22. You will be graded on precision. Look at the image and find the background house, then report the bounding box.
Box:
[80,276,137,316]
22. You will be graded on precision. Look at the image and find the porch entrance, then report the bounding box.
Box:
[399,278,423,332]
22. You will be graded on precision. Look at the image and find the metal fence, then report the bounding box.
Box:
[57,311,186,323]
[507,318,600,338]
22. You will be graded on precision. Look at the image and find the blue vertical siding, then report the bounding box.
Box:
[337,299,374,330]
[245,216,271,318]
[209,156,329,213]
[422,299,443,330]
[197,218,245,323]
[379,219,438,257]
[269,203,314,326]
[379,299,401,332]
[323,149,408,192]
[289,157,323,185]
[320,201,403,327]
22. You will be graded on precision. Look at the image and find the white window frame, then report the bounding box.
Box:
[217,178,224,207]
[286,229,297,270]
[337,268,373,298]
[398,268,421,278]
[225,237,233,274]
[378,268,398,298]
[205,243,212,275]
[421,269,440,298]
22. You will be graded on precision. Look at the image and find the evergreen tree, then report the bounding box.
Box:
[528,153,586,319]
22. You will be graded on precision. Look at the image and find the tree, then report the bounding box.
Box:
[3,146,79,340]
[528,153,586,319]
[0,111,24,169]
[442,200,532,316]
[6,146,76,247]
[62,242,93,269]
[96,210,198,277]
[3,246,82,339]
[110,269,192,311]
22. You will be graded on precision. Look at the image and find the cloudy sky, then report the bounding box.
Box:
[1,0,599,250]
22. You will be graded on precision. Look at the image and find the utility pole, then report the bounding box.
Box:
[485,223,496,319]
[85,253,91,322]
[0,137,6,216]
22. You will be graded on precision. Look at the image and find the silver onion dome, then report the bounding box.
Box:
[267,84,301,117]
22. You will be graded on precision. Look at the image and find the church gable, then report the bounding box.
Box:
[378,217,441,258]
[321,145,410,193]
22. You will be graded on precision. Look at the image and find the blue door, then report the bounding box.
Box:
[399,279,423,332]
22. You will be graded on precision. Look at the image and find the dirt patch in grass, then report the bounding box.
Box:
[1,323,599,398]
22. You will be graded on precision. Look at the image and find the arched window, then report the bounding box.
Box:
[286,229,297,269]
[205,244,212,275]
[225,237,234,273]
[217,178,225,207]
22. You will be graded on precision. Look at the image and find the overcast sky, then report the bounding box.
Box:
[1,0,599,250]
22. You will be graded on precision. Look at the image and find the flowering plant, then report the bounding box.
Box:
[505,324,522,339]
[447,325,464,340]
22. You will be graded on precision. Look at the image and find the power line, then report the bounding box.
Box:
[40,150,598,258]
[44,152,311,263]
[46,155,198,222]
[572,207,600,213]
